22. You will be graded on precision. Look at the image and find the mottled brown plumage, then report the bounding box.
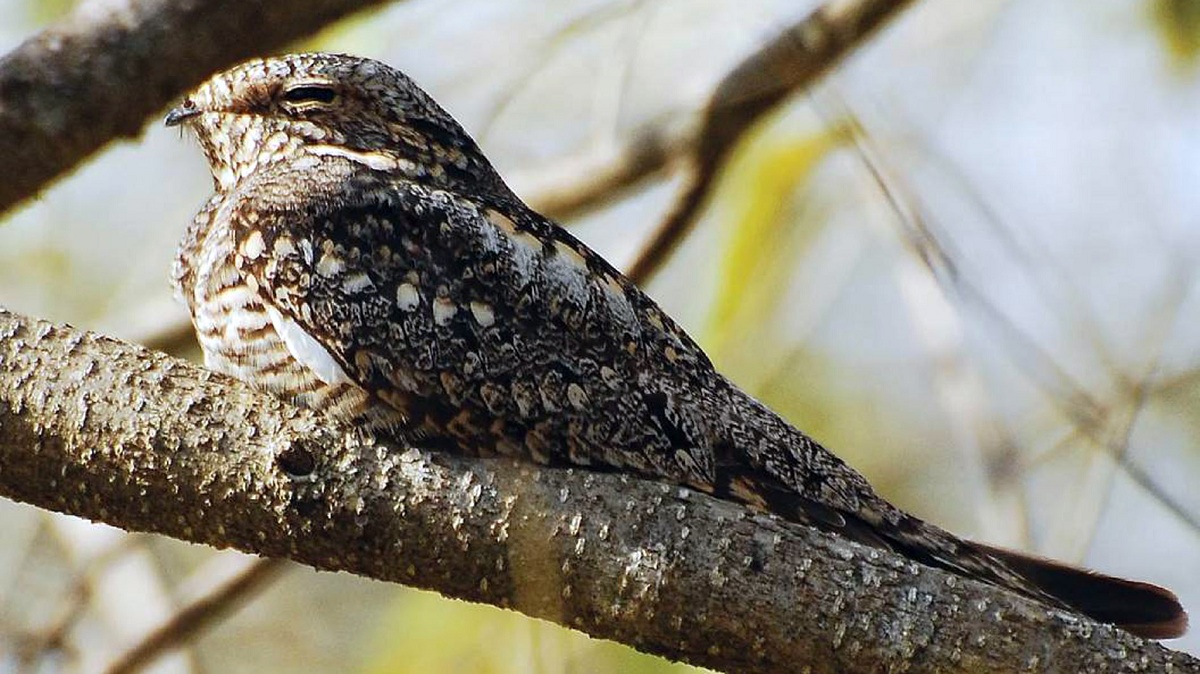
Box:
[168,53,1185,638]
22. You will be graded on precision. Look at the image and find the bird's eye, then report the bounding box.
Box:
[281,84,339,105]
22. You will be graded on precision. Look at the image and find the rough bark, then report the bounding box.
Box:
[0,0,392,216]
[0,307,1195,674]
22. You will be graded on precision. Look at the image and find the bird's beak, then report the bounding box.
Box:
[165,100,201,127]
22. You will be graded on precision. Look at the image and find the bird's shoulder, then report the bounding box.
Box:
[220,159,709,377]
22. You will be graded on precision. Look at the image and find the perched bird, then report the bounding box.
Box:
[167,52,1185,638]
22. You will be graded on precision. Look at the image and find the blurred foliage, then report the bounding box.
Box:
[704,121,848,362]
[23,0,73,24]
[1150,0,1200,68]
[361,588,708,674]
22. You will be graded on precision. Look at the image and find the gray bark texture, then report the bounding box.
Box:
[0,0,392,217]
[1,307,1196,674]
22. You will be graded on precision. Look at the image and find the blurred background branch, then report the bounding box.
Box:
[0,0,393,217]
[103,558,286,674]
[626,0,917,285]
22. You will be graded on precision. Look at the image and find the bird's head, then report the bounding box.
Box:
[167,53,500,193]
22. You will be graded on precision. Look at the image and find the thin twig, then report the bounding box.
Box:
[627,0,919,285]
[104,559,287,674]
[840,114,1200,540]
[840,110,1030,546]
[521,123,683,221]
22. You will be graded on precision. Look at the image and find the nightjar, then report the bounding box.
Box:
[166,52,1185,638]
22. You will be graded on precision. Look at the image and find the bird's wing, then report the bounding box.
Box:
[224,164,717,485]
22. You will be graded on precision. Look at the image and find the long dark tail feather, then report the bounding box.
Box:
[713,461,1187,639]
[844,510,1188,639]
[970,542,1188,639]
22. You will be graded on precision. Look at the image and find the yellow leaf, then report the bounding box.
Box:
[706,122,847,360]
[1150,0,1200,68]
[360,588,709,674]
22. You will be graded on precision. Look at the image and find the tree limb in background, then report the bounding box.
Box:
[0,308,1194,674]
[626,0,918,284]
[519,123,682,222]
[103,558,287,674]
[0,0,393,217]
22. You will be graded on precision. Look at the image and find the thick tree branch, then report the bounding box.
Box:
[0,0,393,217]
[0,307,1195,674]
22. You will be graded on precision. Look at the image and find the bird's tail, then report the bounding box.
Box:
[882,516,1188,639]
[712,380,1187,639]
[968,540,1187,639]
